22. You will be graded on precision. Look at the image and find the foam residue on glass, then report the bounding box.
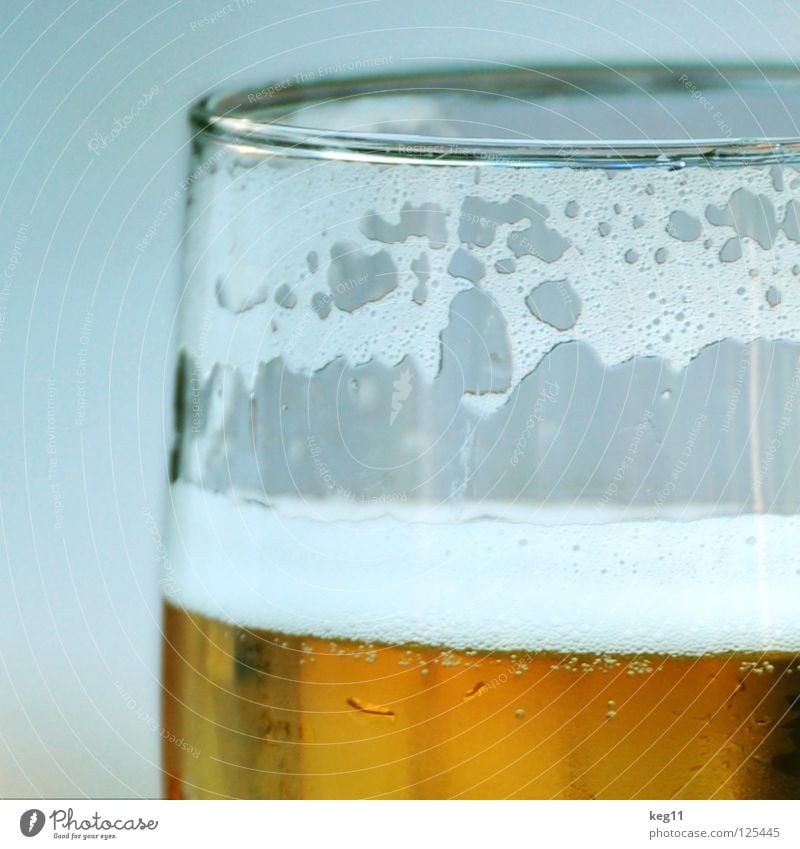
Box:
[182,155,800,390]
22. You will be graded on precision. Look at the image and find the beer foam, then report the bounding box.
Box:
[165,482,800,654]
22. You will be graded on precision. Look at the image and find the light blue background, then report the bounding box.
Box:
[1,0,799,798]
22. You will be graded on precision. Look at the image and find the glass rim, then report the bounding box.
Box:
[191,63,800,168]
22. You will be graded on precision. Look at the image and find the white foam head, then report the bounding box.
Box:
[166,483,800,654]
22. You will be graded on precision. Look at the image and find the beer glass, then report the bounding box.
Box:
[163,67,800,799]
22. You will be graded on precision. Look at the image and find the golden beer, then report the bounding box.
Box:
[162,604,800,799]
[168,68,800,801]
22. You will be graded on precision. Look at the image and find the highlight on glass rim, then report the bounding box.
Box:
[161,65,800,800]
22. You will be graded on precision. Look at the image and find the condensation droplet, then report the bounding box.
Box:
[766,286,781,307]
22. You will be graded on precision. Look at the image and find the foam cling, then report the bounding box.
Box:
[180,151,800,417]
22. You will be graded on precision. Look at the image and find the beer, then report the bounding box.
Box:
[163,606,799,799]
[168,70,800,800]
[162,484,800,799]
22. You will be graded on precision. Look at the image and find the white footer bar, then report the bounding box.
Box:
[2,800,796,847]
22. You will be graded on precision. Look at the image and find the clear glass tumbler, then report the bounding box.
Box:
[162,66,800,799]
